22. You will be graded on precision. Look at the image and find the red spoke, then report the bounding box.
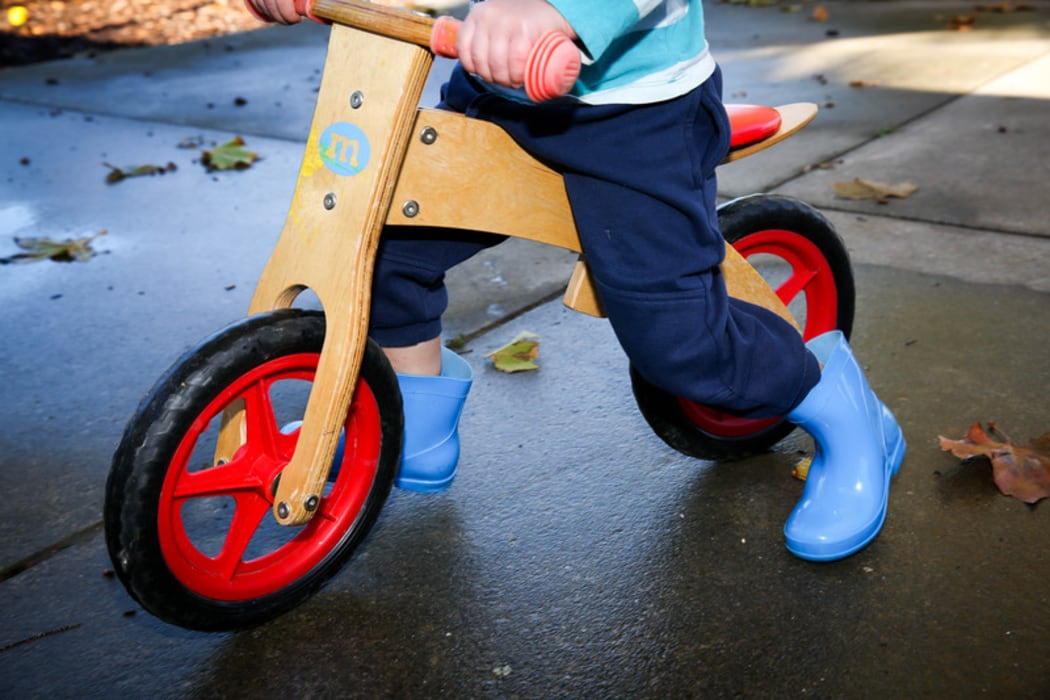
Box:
[172,463,265,500]
[774,264,817,305]
[241,380,280,457]
[214,492,272,580]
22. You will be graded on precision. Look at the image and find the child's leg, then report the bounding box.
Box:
[369,226,505,352]
[445,65,819,416]
[368,227,504,491]
[383,337,442,376]
[441,66,902,559]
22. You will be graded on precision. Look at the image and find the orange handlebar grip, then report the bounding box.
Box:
[524,31,580,102]
[429,17,580,101]
[431,15,460,58]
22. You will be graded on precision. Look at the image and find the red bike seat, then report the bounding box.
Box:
[726,104,782,149]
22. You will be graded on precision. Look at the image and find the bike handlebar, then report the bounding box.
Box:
[430,16,581,102]
[245,0,580,102]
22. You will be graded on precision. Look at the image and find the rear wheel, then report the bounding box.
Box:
[105,309,401,630]
[631,194,854,461]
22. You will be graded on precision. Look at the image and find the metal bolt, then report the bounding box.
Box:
[350,91,364,109]
[420,126,438,145]
[304,495,320,512]
[277,501,290,519]
[402,200,420,218]
[323,193,337,210]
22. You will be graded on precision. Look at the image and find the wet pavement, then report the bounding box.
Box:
[2,1,1049,697]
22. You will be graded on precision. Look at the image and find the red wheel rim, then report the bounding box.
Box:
[732,229,838,341]
[677,229,839,437]
[157,353,381,601]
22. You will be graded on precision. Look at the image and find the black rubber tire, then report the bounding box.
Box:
[631,194,855,461]
[104,309,401,631]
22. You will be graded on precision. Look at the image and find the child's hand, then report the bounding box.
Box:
[458,0,576,89]
[244,0,307,25]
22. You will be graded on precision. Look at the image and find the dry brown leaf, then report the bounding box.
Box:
[811,4,829,21]
[832,178,918,203]
[792,456,813,481]
[104,161,177,184]
[939,423,1050,504]
[849,79,882,88]
[947,13,977,30]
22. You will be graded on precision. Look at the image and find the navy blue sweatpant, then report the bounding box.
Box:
[370,66,820,417]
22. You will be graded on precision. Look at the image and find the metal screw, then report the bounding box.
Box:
[402,200,420,218]
[323,193,337,210]
[277,501,290,519]
[350,91,364,109]
[304,495,320,511]
[420,126,438,145]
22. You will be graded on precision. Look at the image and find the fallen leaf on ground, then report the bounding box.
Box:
[811,4,829,21]
[1,230,106,264]
[201,136,258,171]
[104,161,177,184]
[832,178,918,203]
[792,456,813,481]
[947,13,977,30]
[939,422,1050,504]
[485,332,541,373]
[849,79,882,88]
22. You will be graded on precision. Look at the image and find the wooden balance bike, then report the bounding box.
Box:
[104,0,855,630]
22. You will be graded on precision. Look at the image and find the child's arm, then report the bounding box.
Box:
[457,0,576,89]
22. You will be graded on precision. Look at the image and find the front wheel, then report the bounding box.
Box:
[104,310,402,631]
[632,194,854,461]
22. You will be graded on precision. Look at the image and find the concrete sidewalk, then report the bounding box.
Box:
[1,1,1049,696]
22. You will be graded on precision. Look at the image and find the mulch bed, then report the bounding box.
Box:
[1,0,262,68]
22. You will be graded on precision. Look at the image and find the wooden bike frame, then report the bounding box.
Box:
[229,0,817,526]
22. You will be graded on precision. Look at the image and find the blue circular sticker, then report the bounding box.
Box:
[319,122,371,176]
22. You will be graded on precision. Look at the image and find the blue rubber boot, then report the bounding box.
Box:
[784,330,906,561]
[394,346,473,492]
[282,348,471,489]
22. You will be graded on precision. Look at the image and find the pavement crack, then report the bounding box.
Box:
[0,520,103,584]
[456,288,567,347]
[0,623,83,654]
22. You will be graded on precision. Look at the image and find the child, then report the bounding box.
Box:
[245,0,905,561]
